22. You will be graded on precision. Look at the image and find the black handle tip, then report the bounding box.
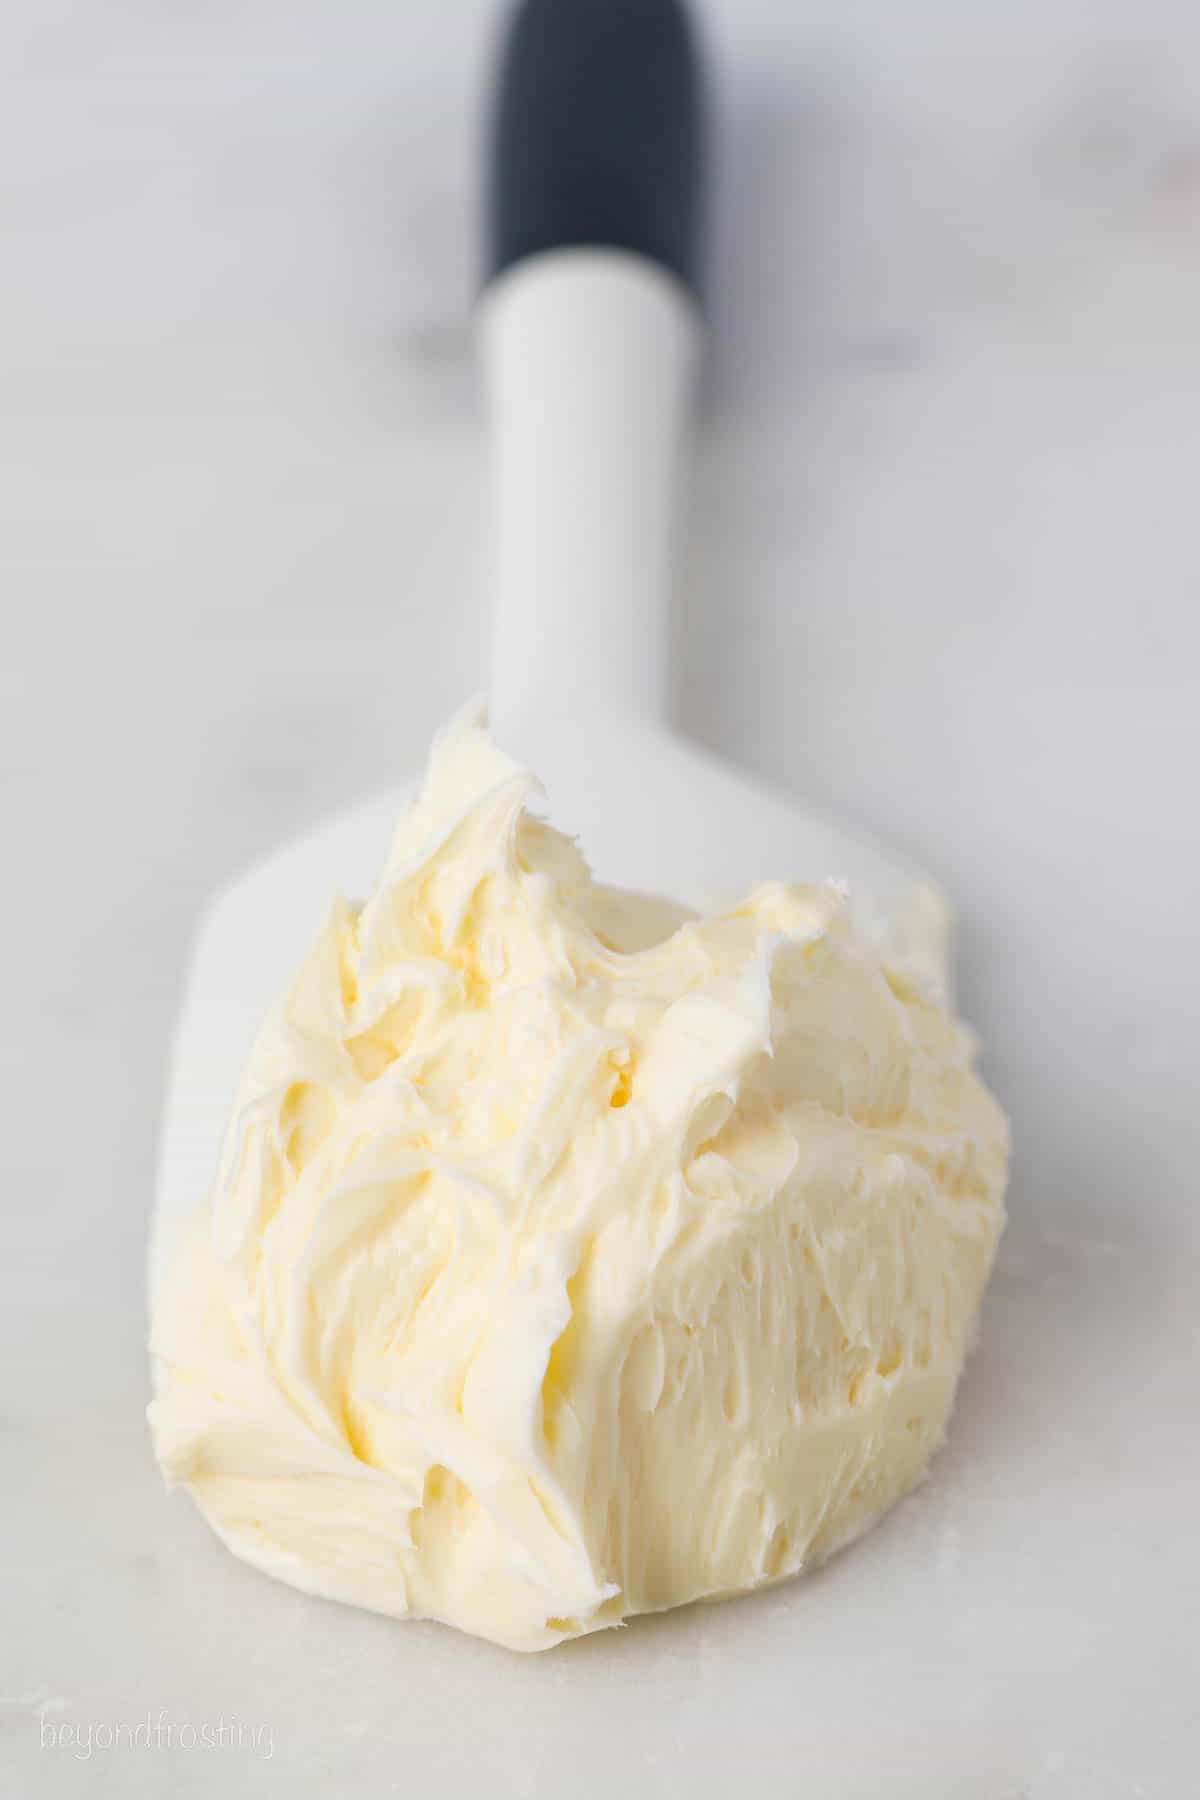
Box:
[485,0,705,300]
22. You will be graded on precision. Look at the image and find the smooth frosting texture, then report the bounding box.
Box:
[149,706,1008,1652]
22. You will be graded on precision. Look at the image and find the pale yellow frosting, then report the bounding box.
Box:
[149,706,1008,1652]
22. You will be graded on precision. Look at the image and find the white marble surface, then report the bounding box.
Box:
[4,0,1200,1793]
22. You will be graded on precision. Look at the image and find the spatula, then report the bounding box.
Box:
[149,0,938,1302]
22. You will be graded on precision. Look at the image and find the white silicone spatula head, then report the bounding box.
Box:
[149,0,940,1303]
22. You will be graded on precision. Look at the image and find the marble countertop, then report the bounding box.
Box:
[3,0,1199,1793]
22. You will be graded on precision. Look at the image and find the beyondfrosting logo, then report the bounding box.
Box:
[39,1711,273,1761]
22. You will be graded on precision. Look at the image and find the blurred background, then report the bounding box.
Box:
[4,1,1199,1794]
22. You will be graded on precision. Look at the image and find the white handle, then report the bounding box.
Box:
[479,248,701,735]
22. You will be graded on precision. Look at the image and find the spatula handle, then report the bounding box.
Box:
[479,0,705,732]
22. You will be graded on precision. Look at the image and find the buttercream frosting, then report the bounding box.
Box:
[149,705,1008,1651]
